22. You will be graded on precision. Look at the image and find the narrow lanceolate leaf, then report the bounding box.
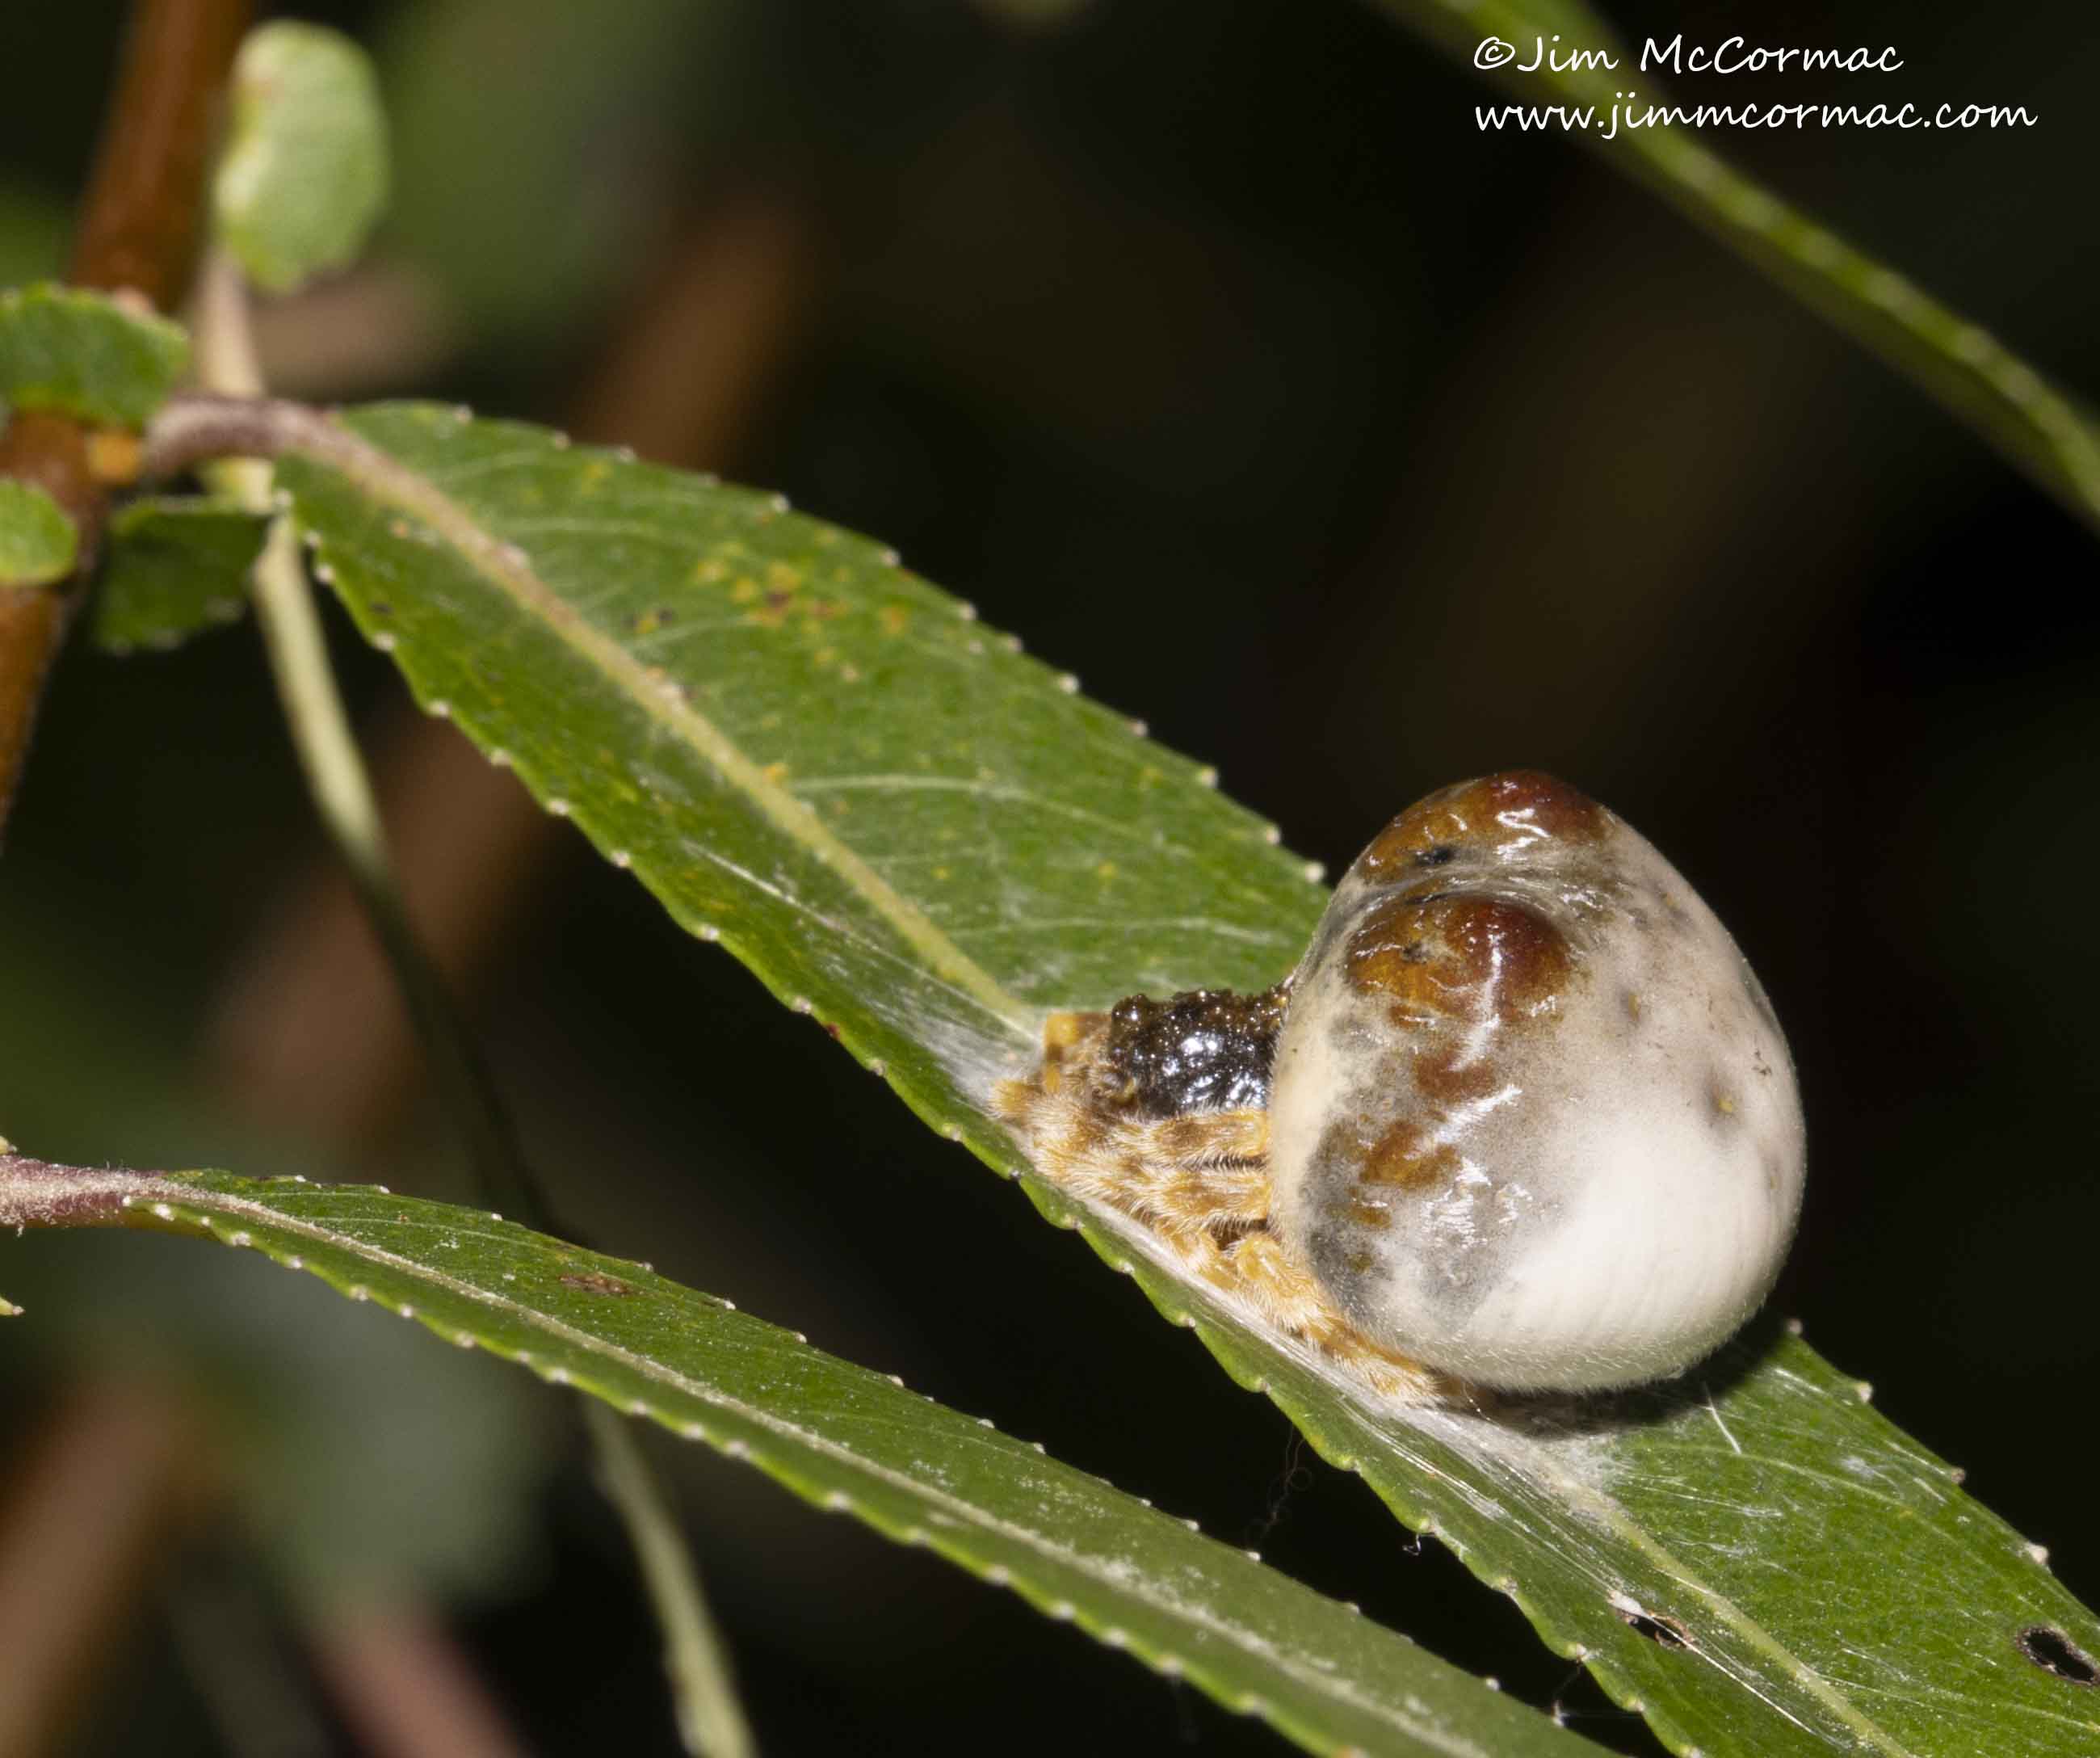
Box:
[214,22,389,293]
[90,497,264,653]
[271,403,1321,1121]
[0,284,188,427]
[0,479,78,587]
[1359,0,2100,533]
[0,1155,1600,1758]
[247,401,2100,1756]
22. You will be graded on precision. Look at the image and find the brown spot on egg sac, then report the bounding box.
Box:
[1343,896,1439,1004]
[1411,1043,1505,1107]
[1442,896,1571,1015]
[1344,894,1571,1022]
[1354,789,1478,878]
[1468,769,1606,844]
[1361,1119,1462,1190]
[1354,769,1606,878]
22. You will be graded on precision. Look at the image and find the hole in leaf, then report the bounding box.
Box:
[2018,1626,2098,1684]
[1619,1609,1695,1651]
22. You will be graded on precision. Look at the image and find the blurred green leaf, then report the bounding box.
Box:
[1,1156,1602,1758]
[379,0,729,346]
[1363,0,2100,532]
[0,284,189,427]
[254,402,2100,1756]
[0,478,77,587]
[90,497,263,653]
[214,22,390,294]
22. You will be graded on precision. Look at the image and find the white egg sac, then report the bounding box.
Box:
[1266,771,1804,1392]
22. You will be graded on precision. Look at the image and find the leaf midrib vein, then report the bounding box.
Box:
[174,1180,1522,1757]
[293,415,1035,1038]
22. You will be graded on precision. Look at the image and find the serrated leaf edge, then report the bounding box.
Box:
[5,1159,1587,1758]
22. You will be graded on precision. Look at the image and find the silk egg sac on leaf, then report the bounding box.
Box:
[998,771,1806,1401]
[1267,771,1805,1393]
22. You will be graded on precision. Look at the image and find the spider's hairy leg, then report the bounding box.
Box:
[994,1011,1274,1235]
[1216,1230,1444,1400]
[1117,1108,1270,1238]
[996,1007,1451,1404]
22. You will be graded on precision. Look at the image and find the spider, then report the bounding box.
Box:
[995,771,1806,1405]
[995,986,1452,1400]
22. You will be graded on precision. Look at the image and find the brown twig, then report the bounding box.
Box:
[68,0,254,307]
[0,0,253,835]
[308,1605,530,1758]
[0,1382,211,1756]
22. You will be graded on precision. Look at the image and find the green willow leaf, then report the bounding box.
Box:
[214,22,389,294]
[90,497,264,653]
[0,478,77,587]
[0,1153,1598,1758]
[1360,0,2100,532]
[255,402,2100,1757]
[0,283,188,427]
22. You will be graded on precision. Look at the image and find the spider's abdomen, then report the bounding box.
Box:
[1267,771,1804,1392]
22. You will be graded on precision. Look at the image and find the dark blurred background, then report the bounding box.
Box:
[1,1,2094,1753]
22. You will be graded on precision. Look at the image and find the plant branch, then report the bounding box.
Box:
[189,254,536,1222]
[70,0,254,305]
[140,389,345,479]
[190,253,758,1758]
[0,0,252,835]
[585,1403,758,1758]
[307,1604,529,1758]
